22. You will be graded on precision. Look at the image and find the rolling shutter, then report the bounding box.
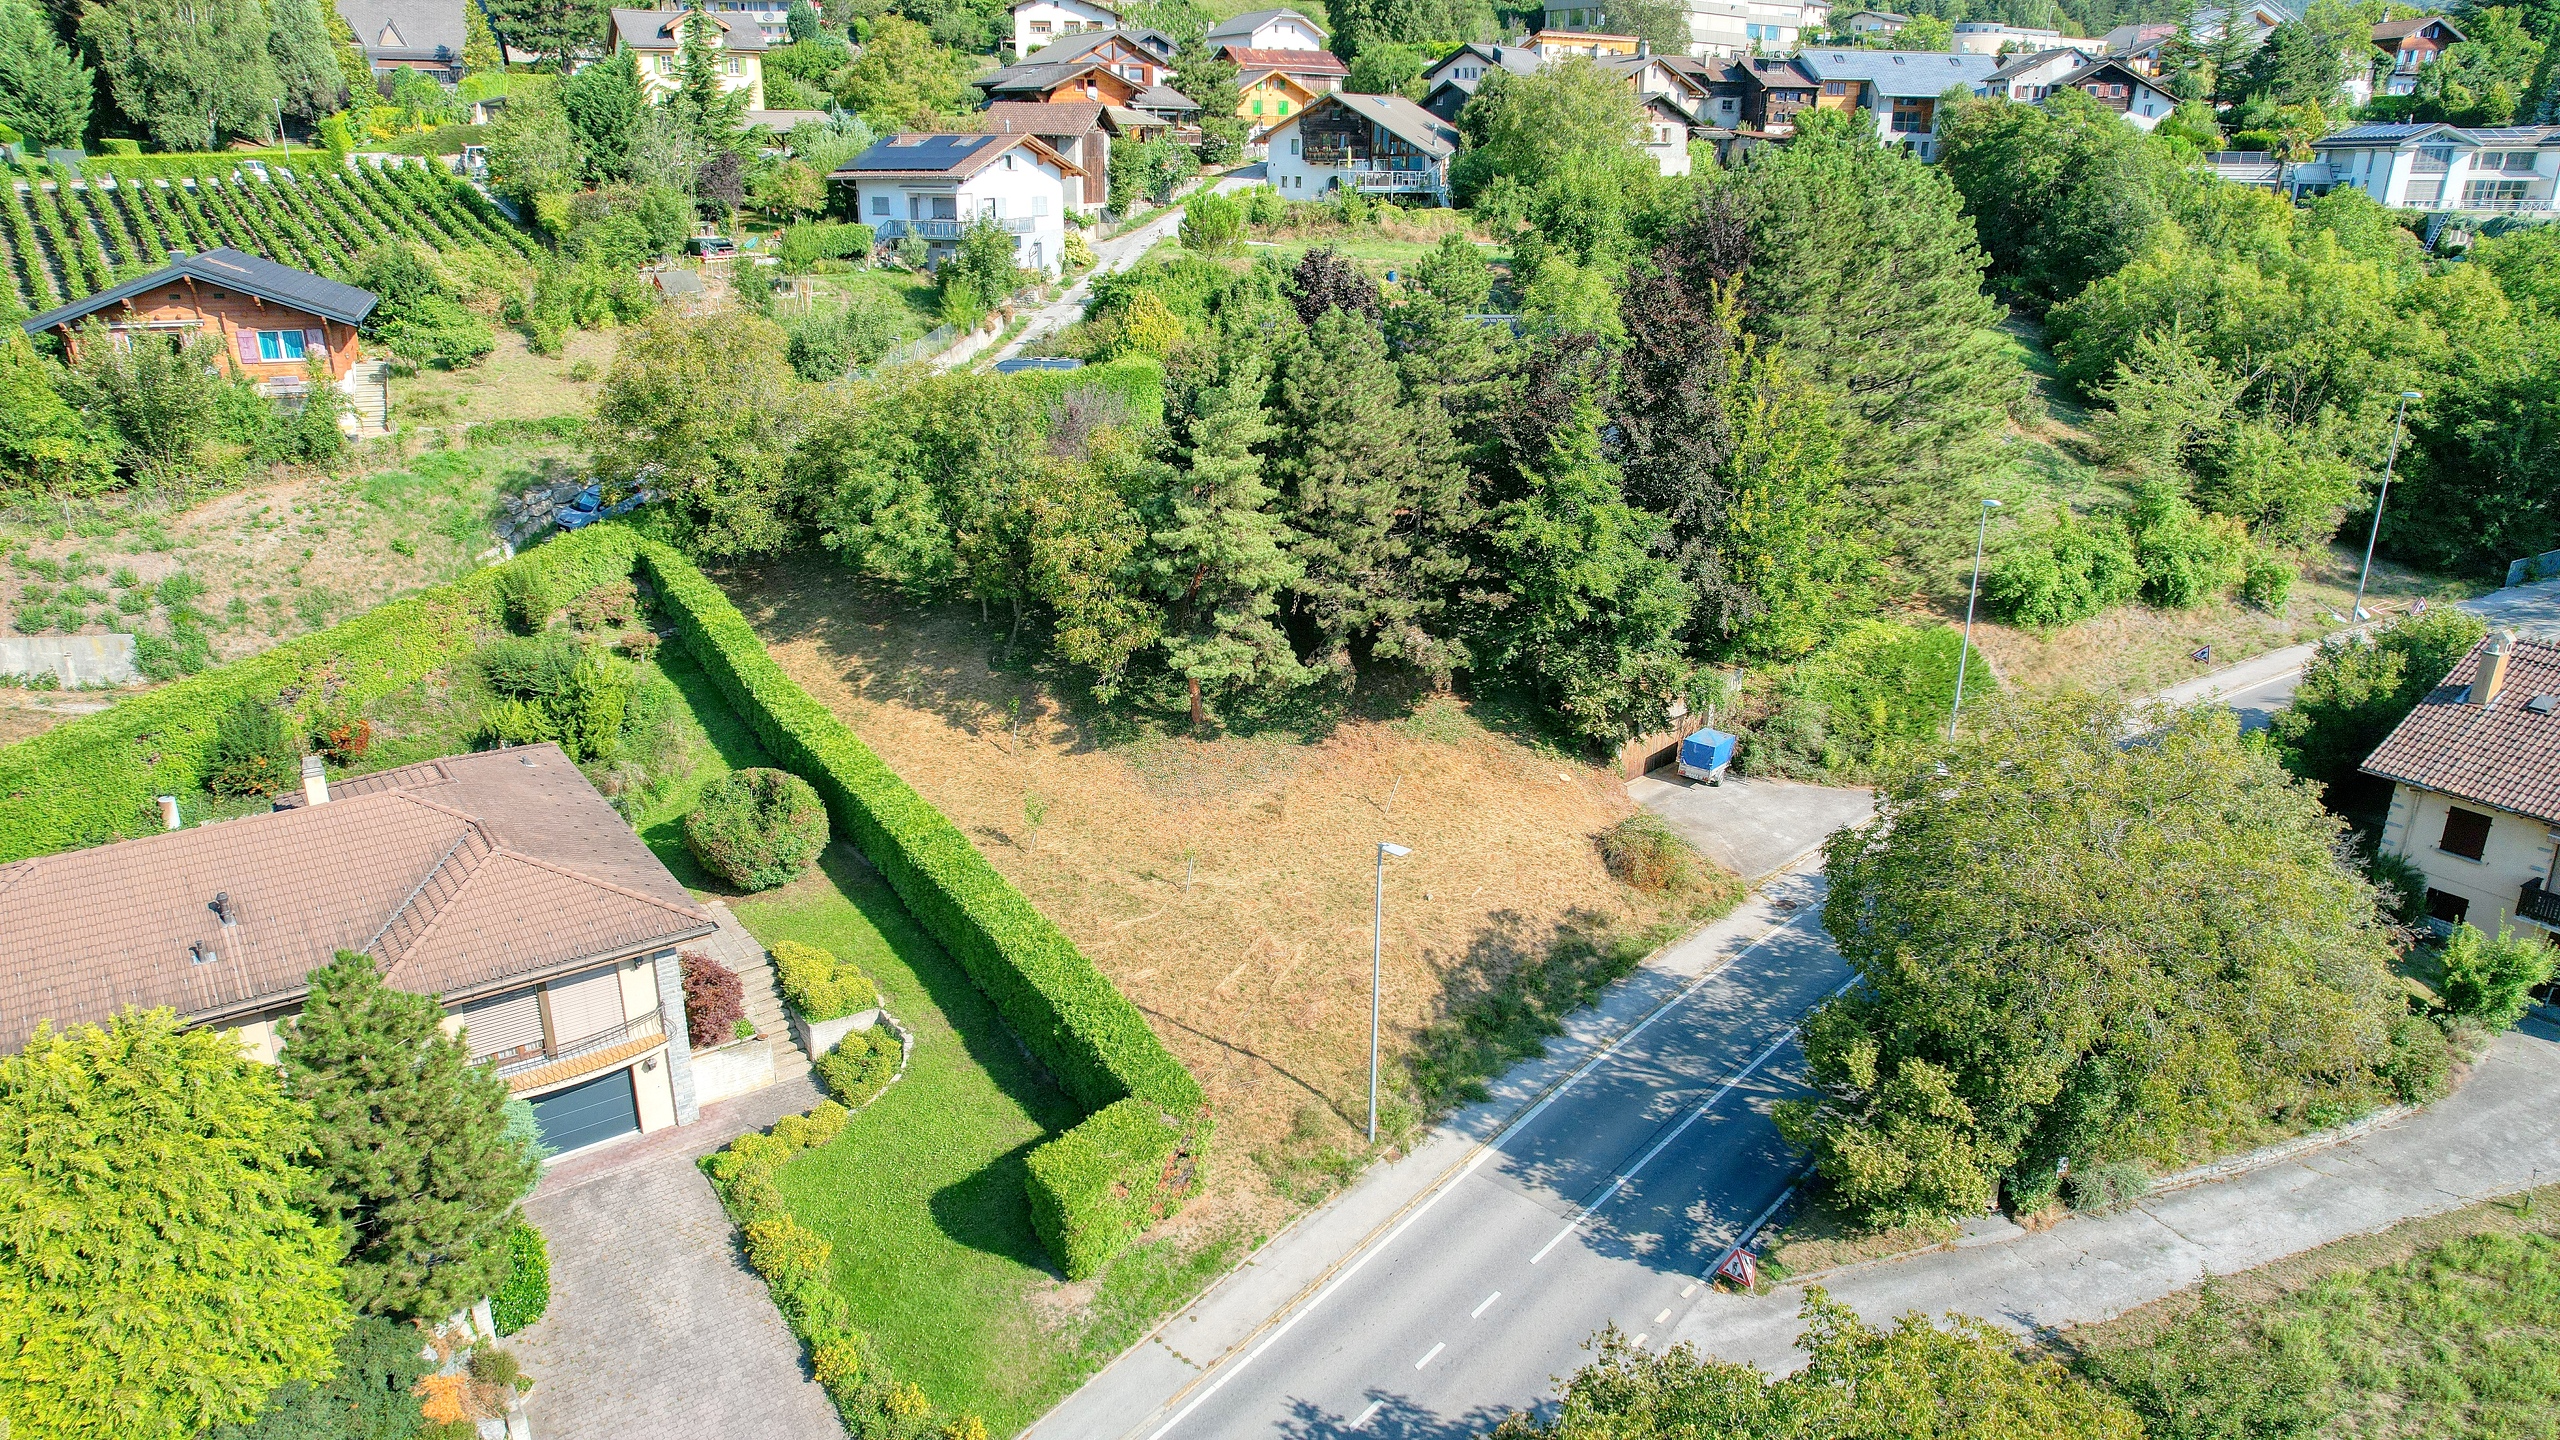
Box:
[305,327,327,354]
[453,989,542,1059]
[545,965,627,1045]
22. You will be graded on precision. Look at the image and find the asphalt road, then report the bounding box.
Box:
[1146,906,1853,1439]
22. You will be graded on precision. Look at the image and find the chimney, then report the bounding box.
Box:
[1638,37,1650,56]
[157,795,181,830]
[301,753,330,806]
[2475,630,2515,706]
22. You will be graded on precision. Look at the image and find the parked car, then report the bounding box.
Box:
[554,485,604,530]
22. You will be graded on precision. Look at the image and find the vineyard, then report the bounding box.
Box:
[0,158,536,318]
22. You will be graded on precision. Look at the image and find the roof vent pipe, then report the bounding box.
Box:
[302,753,330,807]
[157,795,181,830]
[2476,629,2515,706]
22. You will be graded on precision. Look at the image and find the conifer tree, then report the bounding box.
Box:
[280,951,540,1319]
[1269,307,1472,685]
[1148,352,1306,725]
[266,0,345,121]
[329,2,378,136]
[464,0,505,74]
[0,0,91,148]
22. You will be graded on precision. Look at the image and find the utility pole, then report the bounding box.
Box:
[1949,497,2000,740]
[2352,391,2422,623]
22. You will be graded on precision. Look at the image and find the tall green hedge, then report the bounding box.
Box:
[636,539,1205,1277]
[0,527,640,861]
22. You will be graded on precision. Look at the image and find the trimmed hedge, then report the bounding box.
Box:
[1023,1098,1201,1281]
[0,526,641,862]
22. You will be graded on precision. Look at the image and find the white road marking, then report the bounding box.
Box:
[1632,1333,1649,1347]
[1681,1282,1700,1298]
[1143,909,1834,1439]
[1351,1400,1383,1430]
[1655,1309,1671,1324]
[1471,1291,1500,1318]
[1415,1342,1446,1370]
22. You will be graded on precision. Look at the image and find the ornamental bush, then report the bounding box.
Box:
[814,1024,900,1107]
[2438,923,2557,1032]
[772,939,877,1022]
[680,949,747,1048]
[684,767,829,890]
[205,696,303,796]
[489,1221,550,1336]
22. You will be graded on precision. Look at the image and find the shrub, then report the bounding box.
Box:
[2380,1013,2451,1104]
[743,1215,834,1285]
[466,1344,523,1391]
[778,221,876,269]
[478,638,634,763]
[1024,1097,1196,1280]
[2241,552,2295,610]
[685,768,830,890]
[566,578,639,631]
[490,1220,549,1336]
[1596,812,1700,895]
[1984,516,2141,628]
[2074,1281,2327,1440]
[494,565,554,634]
[2366,848,2429,927]
[2061,1159,2151,1213]
[814,1024,901,1106]
[1179,190,1242,254]
[680,950,747,1049]
[2127,482,2246,610]
[772,939,878,1021]
[2438,922,2555,1032]
[205,697,303,796]
[207,1316,434,1440]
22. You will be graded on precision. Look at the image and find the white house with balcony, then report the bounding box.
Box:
[2305,123,2559,214]
[1262,91,1460,204]
[1008,0,1121,53]
[835,132,1080,277]
[1206,6,1327,52]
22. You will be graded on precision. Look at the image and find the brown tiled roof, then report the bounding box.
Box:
[0,744,711,1053]
[2360,635,2560,825]
[985,100,1106,136]
[1220,45,1345,72]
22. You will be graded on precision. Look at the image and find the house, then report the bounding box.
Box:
[1836,8,1907,35]
[2303,122,2559,212]
[1262,91,1460,204]
[335,0,467,83]
[1527,27,1642,57]
[2372,16,2464,97]
[1229,47,1347,134]
[1793,48,2000,158]
[701,0,792,42]
[1738,53,1819,130]
[2361,630,2560,944]
[23,247,375,407]
[0,745,717,1159]
[2097,20,2178,73]
[2053,56,2177,128]
[610,7,766,109]
[1420,42,1543,121]
[1009,0,1122,54]
[1950,20,2063,54]
[1542,0,1817,53]
[977,31,1199,122]
[1206,6,1327,53]
[2187,0,2294,48]
[984,99,1131,211]
[1665,53,1751,125]
[1976,44,2100,100]
[836,131,1080,276]
[1637,91,1699,174]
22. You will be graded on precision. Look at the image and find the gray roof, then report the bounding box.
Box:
[1984,45,2097,81]
[2057,57,2171,90]
[1272,91,1459,157]
[610,7,767,52]
[1206,7,1323,41]
[1018,27,1174,65]
[336,0,465,63]
[1132,82,1200,111]
[1795,48,2000,96]
[24,247,378,335]
[1424,42,1541,85]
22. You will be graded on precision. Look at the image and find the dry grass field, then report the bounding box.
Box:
[716,552,1707,1236]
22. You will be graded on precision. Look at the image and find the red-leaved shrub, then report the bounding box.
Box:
[681,950,746,1049]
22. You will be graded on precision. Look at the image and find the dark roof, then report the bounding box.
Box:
[335,0,464,62]
[1743,56,1818,91]
[2372,16,2461,41]
[2361,634,2560,826]
[610,7,767,51]
[1985,45,2097,81]
[2315,122,2560,149]
[2057,57,2168,89]
[1207,7,1324,41]
[0,744,713,1054]
[1132,82,1200,111]
[1268,91,1458,157]
[985,99,1107,135]
[1018,28,1173,65]
[24,247,378,335]
[837,130,1083,177]
[1797,49,2001,96]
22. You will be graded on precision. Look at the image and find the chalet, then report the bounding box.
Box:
[835,132,1081,276]
[1229,47,1347,134]
[1794,48,1999,159]
[610,7,767,110]
[1737,54,1818,132]
[2054,56,2176,128]
[1664,54,1750,128]
[24,247,375,406]
[2303,123,2559,213]
[1836,8,1908,34]
[2361,630,2560,943]
[977,30,1199,122]
[2097,20,2178,72]
[335,0,466,83]
[1009,0,1123,54]
[1206,6,1328,53]
[984,100,1137,212]
[1419,42,1541,122]
[2372,16,2464,97]
[1263,91,1460,204]
[0,746,718,1159]
[1637,92,1699,175]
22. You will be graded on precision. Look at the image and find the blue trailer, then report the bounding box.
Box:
[1678,727,1736,785]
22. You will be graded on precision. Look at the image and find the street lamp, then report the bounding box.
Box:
[1949,497,2001,741]
[2351,391,2422,624]
[1369,841,1411,1145]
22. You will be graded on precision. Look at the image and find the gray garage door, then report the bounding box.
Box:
[531,1067,640,1156]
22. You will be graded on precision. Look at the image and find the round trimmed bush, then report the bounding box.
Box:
[684,768,828,890]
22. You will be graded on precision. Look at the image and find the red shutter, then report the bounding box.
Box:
[236,329,260,363]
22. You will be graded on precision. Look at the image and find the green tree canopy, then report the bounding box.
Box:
[1452,57,1648,201]
[1782,691,2408,1224]
[593,309,807,556]
[831,15,974,130]
[0,331,120,497]
[0,0,92,148]
[264,0,342,119]
[560,50,644,183]
[80,0,283,148]
[1146,349,1307,724]
[1936,88,2178,312]
[480,0,610,65]
[0,1010,346,1440]
[2270,608,2489,787]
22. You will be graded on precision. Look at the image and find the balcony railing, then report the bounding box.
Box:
[2411,197,2555,213]
[492,1005,667,1082]
[874,217,1038,240]
[1353,170,1438,192]
[2520,880,2560,929]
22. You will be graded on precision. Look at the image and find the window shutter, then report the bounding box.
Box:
[305,328,327,353]
[454,989,544,1058]
[236,330,260,364]
[2439,807,2493,861]
[546,965,627,1043]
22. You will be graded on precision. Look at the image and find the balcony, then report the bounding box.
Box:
[874,217,1038,240]
[495,1005,668,1089]
[1353,170,1439,192]
[2409,197,2555,214]
[2520,880,2560,929]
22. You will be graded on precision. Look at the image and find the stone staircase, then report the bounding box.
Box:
[696,901,811,1086]
[342,360,392,437]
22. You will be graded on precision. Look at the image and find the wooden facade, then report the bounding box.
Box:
[39,281,363,387]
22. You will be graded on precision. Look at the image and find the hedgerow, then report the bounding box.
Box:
[489,1220,550,1335]
[1023,1099,1196,1281]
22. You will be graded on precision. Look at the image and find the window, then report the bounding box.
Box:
[725,57,741,75]
[1890,96,1932,132]
[2440,806,2493,861]
[1290,137,1301,154]
[1822,79,1848,95]
[657,54,674,73]
[871,194,888,216]
[2425,887,2472,926]
[1278,99,1289,114]
[1031,18,1051,31]
[252,329,308,362]
[1253,98,1265,115]
[2465,178,2532,205]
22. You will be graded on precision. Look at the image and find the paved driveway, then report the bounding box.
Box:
[514,1077,843,1440]
[1629,774,1873,883]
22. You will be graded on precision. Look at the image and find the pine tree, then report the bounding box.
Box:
[265,0,344,121]
[279,951,540,1319]
[560,48,644,182]
[0,0,91,148]
[785,0,820,42]
[80,0,284,150]
[464,0,504,74]
[675,5,745,144]
[1148,352,1307,725]
[1270,307,1472,685]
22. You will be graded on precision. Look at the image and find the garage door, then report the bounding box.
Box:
[530,1067,640,1156]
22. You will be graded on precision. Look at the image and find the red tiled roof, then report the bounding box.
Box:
[2360,635,2560,825]
[1221,45,1345,72]
[0,744,711,1052]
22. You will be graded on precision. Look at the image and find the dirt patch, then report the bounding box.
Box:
[717,552,1679,1234]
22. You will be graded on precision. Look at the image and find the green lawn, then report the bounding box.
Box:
[732,847,1236,1429]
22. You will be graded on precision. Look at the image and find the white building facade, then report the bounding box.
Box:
[838,133,1080,277]
[1008,0,1120,54]
[1262,92,1459,204]
[1205,7,1328,51]
[2308,123,2559,213]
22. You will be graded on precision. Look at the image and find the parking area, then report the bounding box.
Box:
[1629,772,1875,883]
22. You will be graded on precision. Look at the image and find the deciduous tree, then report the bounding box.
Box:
[592,309,807,556]
[80,0,283,149]
[265,0,343,120]
[0,0,91,148]
[2269,608,2488,787]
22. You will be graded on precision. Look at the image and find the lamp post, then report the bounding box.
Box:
[2351,391,2422,624]
[1949,497,2001,740]
[1369,841,1410,1145]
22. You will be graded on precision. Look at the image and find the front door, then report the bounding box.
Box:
[530,1066,641,1156]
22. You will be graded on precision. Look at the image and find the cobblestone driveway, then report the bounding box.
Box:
[513,1078,844,1440]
